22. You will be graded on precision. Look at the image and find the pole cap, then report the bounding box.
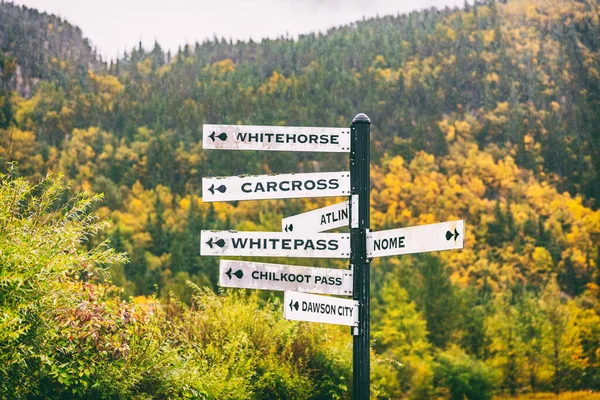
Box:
[352,113,371,124]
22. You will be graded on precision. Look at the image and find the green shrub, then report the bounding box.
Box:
[0,169,354,399]
[433,346,499,400]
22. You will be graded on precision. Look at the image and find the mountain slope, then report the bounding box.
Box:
[0,1,102,96]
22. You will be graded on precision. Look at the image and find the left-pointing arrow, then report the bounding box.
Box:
[208,184,227,195]
[233,269,243,279]
[289,300,299,312]
[225,268,243,279]
[208,132,228,142]
[206,238,226,248]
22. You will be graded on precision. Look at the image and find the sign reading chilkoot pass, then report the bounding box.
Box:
[219,260,353,296]
[202,171,350,202]
[282,201,349,233]
[201,230,350,258]
[367,220,464,258]
[284,291,359,327]
[203,124,350,152]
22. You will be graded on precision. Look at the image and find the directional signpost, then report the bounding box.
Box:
[202,171,350,202]
[282,201,349,233]
[367,220,464,258]
[219,260,353,296]
[201,116,466,400]
[201,230,350,258]
[203,124,350,152]
[284,291,358,327]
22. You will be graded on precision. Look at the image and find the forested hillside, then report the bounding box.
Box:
[1,0,600,398]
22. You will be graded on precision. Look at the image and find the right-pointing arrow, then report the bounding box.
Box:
[445,229,460,241]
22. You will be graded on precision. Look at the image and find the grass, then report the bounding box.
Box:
[494,392,600,400]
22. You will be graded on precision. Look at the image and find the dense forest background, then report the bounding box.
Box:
[1,0,600,398]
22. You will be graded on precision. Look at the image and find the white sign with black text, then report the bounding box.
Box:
[202,171,350,202]
[282,201,349,233]
[219,260,352,296]
[203,124,350,152]
[201,230,350,258]
[368,220,464,258]
[284,291,359,327]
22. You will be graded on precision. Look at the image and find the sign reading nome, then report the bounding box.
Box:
[368,220,464,258]
[203,124,350,152]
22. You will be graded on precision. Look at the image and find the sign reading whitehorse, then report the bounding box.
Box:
[203,124,350,152]
[201,231,350,258]
[367,220,464,258]
[284,291,359,327]
[202,171,350,202]
[282,201,349,233]
[219,260,353,296]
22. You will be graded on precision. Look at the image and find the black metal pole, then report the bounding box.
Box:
[350,113,371,400]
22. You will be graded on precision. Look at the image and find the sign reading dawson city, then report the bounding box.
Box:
[219,260,353,296]
[202,171,350,202]
[367,220,464,258]
[200,231,350,258]
[203,124,350,152]
[284,291,359,327]
[282,201,349,233]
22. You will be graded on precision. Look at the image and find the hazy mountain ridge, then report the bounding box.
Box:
[0,1,102,96]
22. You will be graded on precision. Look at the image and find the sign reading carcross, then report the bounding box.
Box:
[203,124,350,152]
[202,171,350,202]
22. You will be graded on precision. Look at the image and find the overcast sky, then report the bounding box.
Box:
[12,0,466,60]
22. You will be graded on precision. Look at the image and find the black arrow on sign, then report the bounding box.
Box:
[206,238,226,249]
[209,132,228,142]
[445,229,460,241]
[284,224,294,232]
[289,300,299,312]
[208,184,227,195]
[225,268,244,280]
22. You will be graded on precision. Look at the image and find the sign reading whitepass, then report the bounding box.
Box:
[203,124,350,152]
[368,220,464,258]
[284,291,358,327]
[219,260,353,296]
[201,230,350,258]
[202,171,350,202]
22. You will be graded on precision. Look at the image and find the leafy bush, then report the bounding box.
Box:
[433,346,499,400]
[0,169,354,398]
